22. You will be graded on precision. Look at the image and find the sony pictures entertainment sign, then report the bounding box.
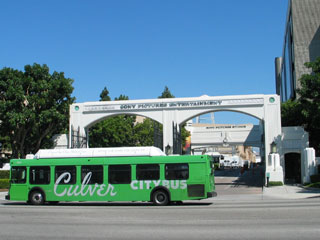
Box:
[82,98,264,113]
[84,100,224,112]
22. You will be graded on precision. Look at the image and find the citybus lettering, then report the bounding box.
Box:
[54,172,117,197]
[130,180,187,190]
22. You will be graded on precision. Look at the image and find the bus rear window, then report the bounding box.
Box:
[11,167,26,184]
[165,163,189,180]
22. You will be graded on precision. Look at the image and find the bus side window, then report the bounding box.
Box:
[30,166,50,185]
[136,164,160,180]
[55,166,76,184]
[81,165,103,184]
[11,167,27,184]
[108,165,131,184]
[165,163,189,180]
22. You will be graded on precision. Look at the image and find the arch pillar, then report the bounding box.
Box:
[162,110,176,154]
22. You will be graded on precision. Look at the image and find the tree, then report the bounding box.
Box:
[298,58,320,154]
[158,86,175,98]
[114,94,129,101]
[281,100,305,127]
[89,90,136,148]
[134,118,157,146]
[0,63,74,158]
[100,87,111,101]
[281,57,320,154]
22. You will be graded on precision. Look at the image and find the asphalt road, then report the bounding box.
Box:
[1,168,319,240]
[1,199,320,240]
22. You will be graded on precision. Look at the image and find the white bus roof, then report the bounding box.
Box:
[29,147,166,159]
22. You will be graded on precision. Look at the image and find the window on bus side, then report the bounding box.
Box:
[136,164,160,180]
[11,166,26,184]
[108,165,131,184]
[81,165,103,184]
[165,163,189,180]
[55,166,76,184]
[30,166,50,185]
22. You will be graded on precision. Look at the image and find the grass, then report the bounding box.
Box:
[304,182,320,188]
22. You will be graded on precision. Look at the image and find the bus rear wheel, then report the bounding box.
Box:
[29,191,45,205]
[152,190,169,206]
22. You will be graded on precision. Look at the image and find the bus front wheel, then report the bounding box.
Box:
[152,190,169,206]
[29,191,45,205]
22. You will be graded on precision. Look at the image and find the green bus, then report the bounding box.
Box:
[6,147,216,206]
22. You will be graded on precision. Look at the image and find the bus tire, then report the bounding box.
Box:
[29,190,45,205]
[152,190,169,206]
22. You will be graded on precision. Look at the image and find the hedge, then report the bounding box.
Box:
[0,179,9,189]
[310,174,320,183]
[0,171,9,179]
[268,181,283,186]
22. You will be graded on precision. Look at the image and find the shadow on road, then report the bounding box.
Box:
[233,166,264,188]
[2,201,212,207]
[215,166,264,188]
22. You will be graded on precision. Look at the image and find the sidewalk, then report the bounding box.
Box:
[0,191,7,200]
[1,186,320,202]
[263,184,320,200]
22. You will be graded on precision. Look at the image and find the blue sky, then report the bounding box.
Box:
[0,0,288,124]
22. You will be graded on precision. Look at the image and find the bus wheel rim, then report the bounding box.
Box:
[155,192,166,204]
[32,193,43,204]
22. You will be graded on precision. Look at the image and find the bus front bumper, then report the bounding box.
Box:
[5,194,10,200]
[207,191,217,198]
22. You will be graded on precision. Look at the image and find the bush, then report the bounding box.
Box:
[0,179,9,189]
[0,171,9,179]
[310,174,320,183]
[268,181,283,187]
[304,182,320,188]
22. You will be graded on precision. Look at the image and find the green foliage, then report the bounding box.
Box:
[0,63,75,158]
[115,94,129,101]
[134,118,156,146]
[281,100,305,127]
[100,87,111,101]
[281,57,320,155]
[89,115,136,147]
[0,171,9,179]
[304,182,320,188]
[0,179,9,189]
[89,91,136,148]
[158,86,174,98]
[310,174,320,183]
[268,181,283,186]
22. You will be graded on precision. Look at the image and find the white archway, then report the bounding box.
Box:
[69,94,281,161]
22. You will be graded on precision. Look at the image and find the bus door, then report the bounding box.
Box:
[9,166,28,200]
